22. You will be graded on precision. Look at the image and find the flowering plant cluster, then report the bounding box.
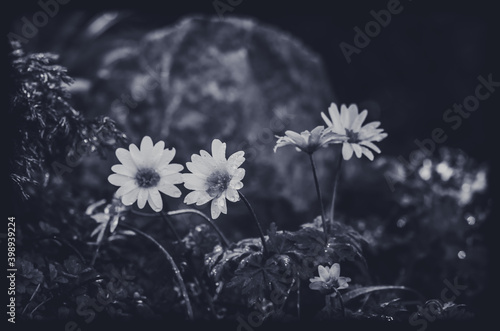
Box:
[78,101,396,320]
[11,44,485,323]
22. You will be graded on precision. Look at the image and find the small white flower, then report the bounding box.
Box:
[182,139,245,219]
[108,136,184,212]
[321,103,387,161]
[87,196,129,244]
[309,263,351,293]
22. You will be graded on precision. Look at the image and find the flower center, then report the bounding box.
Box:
[206,169,231,197]
[135,168,161,188]
[345,129,360,143]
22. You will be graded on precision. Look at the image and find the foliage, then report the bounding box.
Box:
[8,40,127,201]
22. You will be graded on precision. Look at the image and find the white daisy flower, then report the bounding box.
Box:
[108,136,184,212]
[321,103,388,161]
[182,139,245,219]
[274,126,347,154]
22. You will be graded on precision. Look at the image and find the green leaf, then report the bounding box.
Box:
[343,286,422,303]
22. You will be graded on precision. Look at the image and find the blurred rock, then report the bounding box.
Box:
[72,15,339,225]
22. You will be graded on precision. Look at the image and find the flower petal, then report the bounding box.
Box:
[360,141,381,153]
[351,109,367,132]
[309,281,324,290]
[330,263,341,279]
[96,226,105,243]
[148,189,163,212]
[321,111,333,127]
[110,215,120,233]
[211,198,222,219]
[158,148,176,168]
[360,121,381,131]
[231,168,245,181]
[340,104,350,129]
[338,277,351,289]
[116,148,138,171]
[346,104,359,129]
[137,189,148,209]
[372,132,388,142]
[115,180,138,197]
[140,136,154,153]
[225,187,240,202]
[121,188,140,206]
[199,150,217,168]
[186,161,210,178]
[158,182,182,198]
[183,174,206,190]
[352,143,363,158]
[91,213,109,224]
[274,136,295,152]
[129,143,145,169]
[159,164,184,176]
[229,179,244,190]
[284,130,304,145]
[111,164,136,178]
[212,139,226,162]
[91,224,104,238]
[361,147,374,161]
[342,143,353,161]
[108,174,133,186]
[196,191,213,206]
[162,173,184,185]
[328,103,345,134]
[318,265,330,281]
[217,193,227,214]
[184,191,202,205]
[228,151,245,169]
[149,141,165,167]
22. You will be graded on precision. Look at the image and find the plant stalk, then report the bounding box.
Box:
[119,222,194,320]
[332,287,346,318]
[329,154,344,225]
[309,153,328,237]
[238,192,269,254]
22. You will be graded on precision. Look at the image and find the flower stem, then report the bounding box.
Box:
[167,209,231,248]
[130,209,230,248]
[160,211,182,241]
[329,153,344,225]
[160,211,219,319]
[119,222,194,320]
[308,153,328,237]
[238,192,269,254]
[332,288,346,318]
[90,223,110,267]
[325,294,332,310]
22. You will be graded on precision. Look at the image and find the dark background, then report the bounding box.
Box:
[6,0,498,163]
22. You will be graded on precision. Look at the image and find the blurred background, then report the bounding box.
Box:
[6,0,498,322]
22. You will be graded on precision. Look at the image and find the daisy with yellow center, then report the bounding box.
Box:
[182,139,245,219]
[321,103,387,161]
[108,136,184,212]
